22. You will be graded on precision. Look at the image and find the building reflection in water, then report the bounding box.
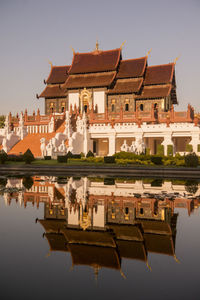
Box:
[1,176,200,277]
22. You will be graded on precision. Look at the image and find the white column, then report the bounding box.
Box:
[161,134,174,156]
[108,134,116,156]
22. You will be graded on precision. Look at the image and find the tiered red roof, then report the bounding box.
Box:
[69,48,121,74]
[46,66,70,84]
[39,85,66,98]
[63,71,116,89]
[107,78,143,94]
[117,57,147,78]
[136,84,172,99]
[144,63,174,85]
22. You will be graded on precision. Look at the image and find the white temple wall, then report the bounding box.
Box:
[68,92,79,110]
[93,91,105,113]
[93,205,105,228]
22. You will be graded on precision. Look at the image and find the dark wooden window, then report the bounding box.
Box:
[111,104,115,112]
[125,103,129,111]
[140,104,143,111]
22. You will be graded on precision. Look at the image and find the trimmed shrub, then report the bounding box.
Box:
[72,154,81,159]
[23,149,35,164]
[184,152,198,167]
[151,179,163,187]
[57,155,68,163]
[145,148,150,155]
[185,180,198,194]
[198,144,200,152]
[66,151,73,158]
[0,177,7,187]
[186,144,193,152]
[167,145,173,156]
[104,156,115,163]
[156,144,164,156]
[7,154,24,162]
[0,150,8,164]
[44,156,51,160]
[86,150,94,158]
[23,176,34,190]
[104,178,115,185]
[150,156,163,165]
[80,152,85,158]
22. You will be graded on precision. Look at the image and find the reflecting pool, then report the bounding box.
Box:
[0,176,200,300]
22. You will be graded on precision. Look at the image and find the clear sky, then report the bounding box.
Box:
[0,0,199,115]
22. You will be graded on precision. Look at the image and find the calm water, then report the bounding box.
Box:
[0,175,200,300]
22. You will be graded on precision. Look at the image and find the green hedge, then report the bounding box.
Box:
[0,150,8,164]
[167,145,173,156]
[104,156,115,163]
[57,155,68,163]
[198,144,200,152]
[184,152,198,167]
[44,156,51,160]
[150,156,163,165]
[156,144,164,156]
[186,144,193,152]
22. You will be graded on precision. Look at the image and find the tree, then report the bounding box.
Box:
[23,149,35,164]
[23,176,34,190]
[0,150,8,164]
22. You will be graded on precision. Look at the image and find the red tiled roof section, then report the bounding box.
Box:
[63,71,116,89]
[69,49,121,74]
[39,85,66,98]
[136,84,172,99]
[117,57,147,79]
[46,66,70,84]
[144,63,174,85]
[107,78,143,94]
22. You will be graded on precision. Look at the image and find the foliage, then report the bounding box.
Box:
[80,152,85,158]
[66,151,73,158]
[86,150,94,158]
[145,148,150,155]
[104,177,115,185]
[0,115,5,128]
[186,144,193,152]
[156,144,164,156]
[44,156,51,160]
[198,144,200,152]
[0,150,8,164]
[57,155,68,163]
[22,176,34,190]
[0,177,7,187]
[167,145,173,156]
[7,154,24,162]
[184,152,199,167]
[150,156,163,165]
[185,180,198,194]
[104,156,115,163]
[151,179,163,187]
[23,149,35,164]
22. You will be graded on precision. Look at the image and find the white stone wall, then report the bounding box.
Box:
[68,92,79,110]
[93,91,105,113]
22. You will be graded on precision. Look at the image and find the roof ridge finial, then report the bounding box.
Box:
[70,46,75,55]
[120,40,126,50]
[146,48,152,57]
[96,39,99,51]
[48,60,53,68]
[174,55,180,65]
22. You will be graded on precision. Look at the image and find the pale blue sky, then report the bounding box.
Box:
[0,0,199,115]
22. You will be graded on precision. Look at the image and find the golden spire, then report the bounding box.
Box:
[146,48,152,57]
[48,60,53,68]
[120,269,126,279]
[174,254,180,263]
[174,55,180,65]
[120,40,126,50]
[146,261,152,271]
[96,39,99,51]
[70,46,75,54]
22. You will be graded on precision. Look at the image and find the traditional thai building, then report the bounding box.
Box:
[1,42,200,157]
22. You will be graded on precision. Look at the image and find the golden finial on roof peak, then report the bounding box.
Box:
[48,60,53,68]
[146,48,152,57]
[70,46,75,55]
[174,55,180,65]
[120,40,126,50]
[96,39,99,51]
